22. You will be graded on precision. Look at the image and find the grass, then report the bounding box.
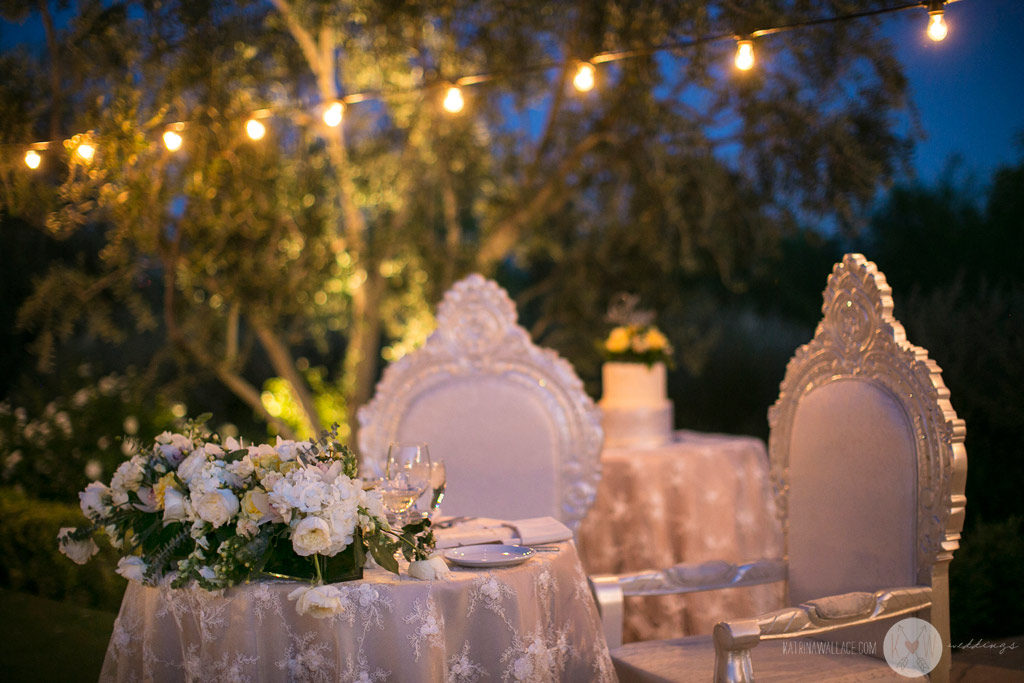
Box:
[0,589,116,682]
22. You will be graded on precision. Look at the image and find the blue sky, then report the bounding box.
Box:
[885,0,1024,184]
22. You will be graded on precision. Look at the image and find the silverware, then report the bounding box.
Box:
[433,516,473,529]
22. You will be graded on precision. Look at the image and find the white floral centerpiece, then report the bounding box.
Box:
[58,416,435,617]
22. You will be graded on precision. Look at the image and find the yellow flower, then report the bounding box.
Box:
[278,460,301,476]
[256,452,281,470]
[241,488,270,520]
[153,472,178,511]
[644,328,669,351]
[605,326,632,353]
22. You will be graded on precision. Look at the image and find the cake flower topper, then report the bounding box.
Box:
[601,294,674,367]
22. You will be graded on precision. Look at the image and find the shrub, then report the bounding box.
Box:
[949,516,1024,642]
[1,366,175,502]
[0,488,124,612]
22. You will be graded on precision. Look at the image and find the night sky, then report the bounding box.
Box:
[886,0,1024,184]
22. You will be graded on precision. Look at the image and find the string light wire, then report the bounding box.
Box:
[5,0,960,167]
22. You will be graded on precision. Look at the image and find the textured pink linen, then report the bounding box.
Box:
[578,430,785,642]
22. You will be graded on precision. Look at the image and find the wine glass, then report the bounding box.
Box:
[382,442,431,526]
[427,459,446,520]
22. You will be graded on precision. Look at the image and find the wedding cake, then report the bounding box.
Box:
[597,301,675,448]
[599,361,673,448]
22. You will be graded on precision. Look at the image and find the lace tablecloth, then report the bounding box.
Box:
[100,542,614,682]
[578,429,785,643]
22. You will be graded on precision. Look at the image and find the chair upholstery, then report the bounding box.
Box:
[595,254,967,682]
[357,273,604,534]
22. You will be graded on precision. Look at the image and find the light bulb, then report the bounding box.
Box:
[573,61,596,92]
[735,40,755,71]
[76,142,95,162]
[927,11,947,42]
[442,86,465,114]
[24,150,41,169]
[246,118,266,140]
[323,100,344,127]
[163,129,183,151]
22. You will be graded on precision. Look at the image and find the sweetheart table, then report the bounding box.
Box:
[578,429,785,643]
[99,540,614,682]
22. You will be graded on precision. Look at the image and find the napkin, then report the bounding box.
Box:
[434,516,572,549]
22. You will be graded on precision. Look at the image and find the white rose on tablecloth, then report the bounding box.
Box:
[288,584,345,618]
[194,488,239,528]
[79,481,111,520]
[291,515,332,556]
[408,555,451,581]
[57,527,99,565]
[116,555,148,582]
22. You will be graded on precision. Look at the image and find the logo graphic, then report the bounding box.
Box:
[884,618,942,677]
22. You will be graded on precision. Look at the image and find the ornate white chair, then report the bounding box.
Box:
[591,254,967,682]
[357,274,604,534]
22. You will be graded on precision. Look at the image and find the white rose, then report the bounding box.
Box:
[134,486,158,513]
[408,555,451,581]
[324,499,358,554]
[163,486,192,523]
[195,488,239,528]
[236,517,259,537]
[57,528,99,565]
[79,481,111,520]
[288,584,345,618]
[116,555,148,582]
[111,458,144,493]
[226,455,255,480]
[176,449,208,484]
[291,515,332,556]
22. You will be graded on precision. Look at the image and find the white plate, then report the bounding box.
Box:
[443,544,536,568]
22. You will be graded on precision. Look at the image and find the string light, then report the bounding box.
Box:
[572,61,596,92]
[162,129,183,151]
[2,1,962,168]
[323,100,344,127]
[734,39,755,71]
[75,142,95,163]
[926,1,948,42]
[245,118,267,140]
[442,85,465,114]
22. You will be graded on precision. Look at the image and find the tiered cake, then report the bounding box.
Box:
[599,361,673,448]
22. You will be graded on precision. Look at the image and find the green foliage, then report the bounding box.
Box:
[0,367,176,502]
[0,488,125,612]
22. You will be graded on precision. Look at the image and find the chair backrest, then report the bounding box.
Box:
[357,274,604,534]
[768,254,966,651]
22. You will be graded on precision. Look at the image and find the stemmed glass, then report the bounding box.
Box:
[427,459,447,520]
[382,442,431,526]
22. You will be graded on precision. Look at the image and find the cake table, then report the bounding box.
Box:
[577,429,785,643]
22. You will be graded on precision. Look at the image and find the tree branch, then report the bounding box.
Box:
[251,319,324,436]
[476,130,614,268]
